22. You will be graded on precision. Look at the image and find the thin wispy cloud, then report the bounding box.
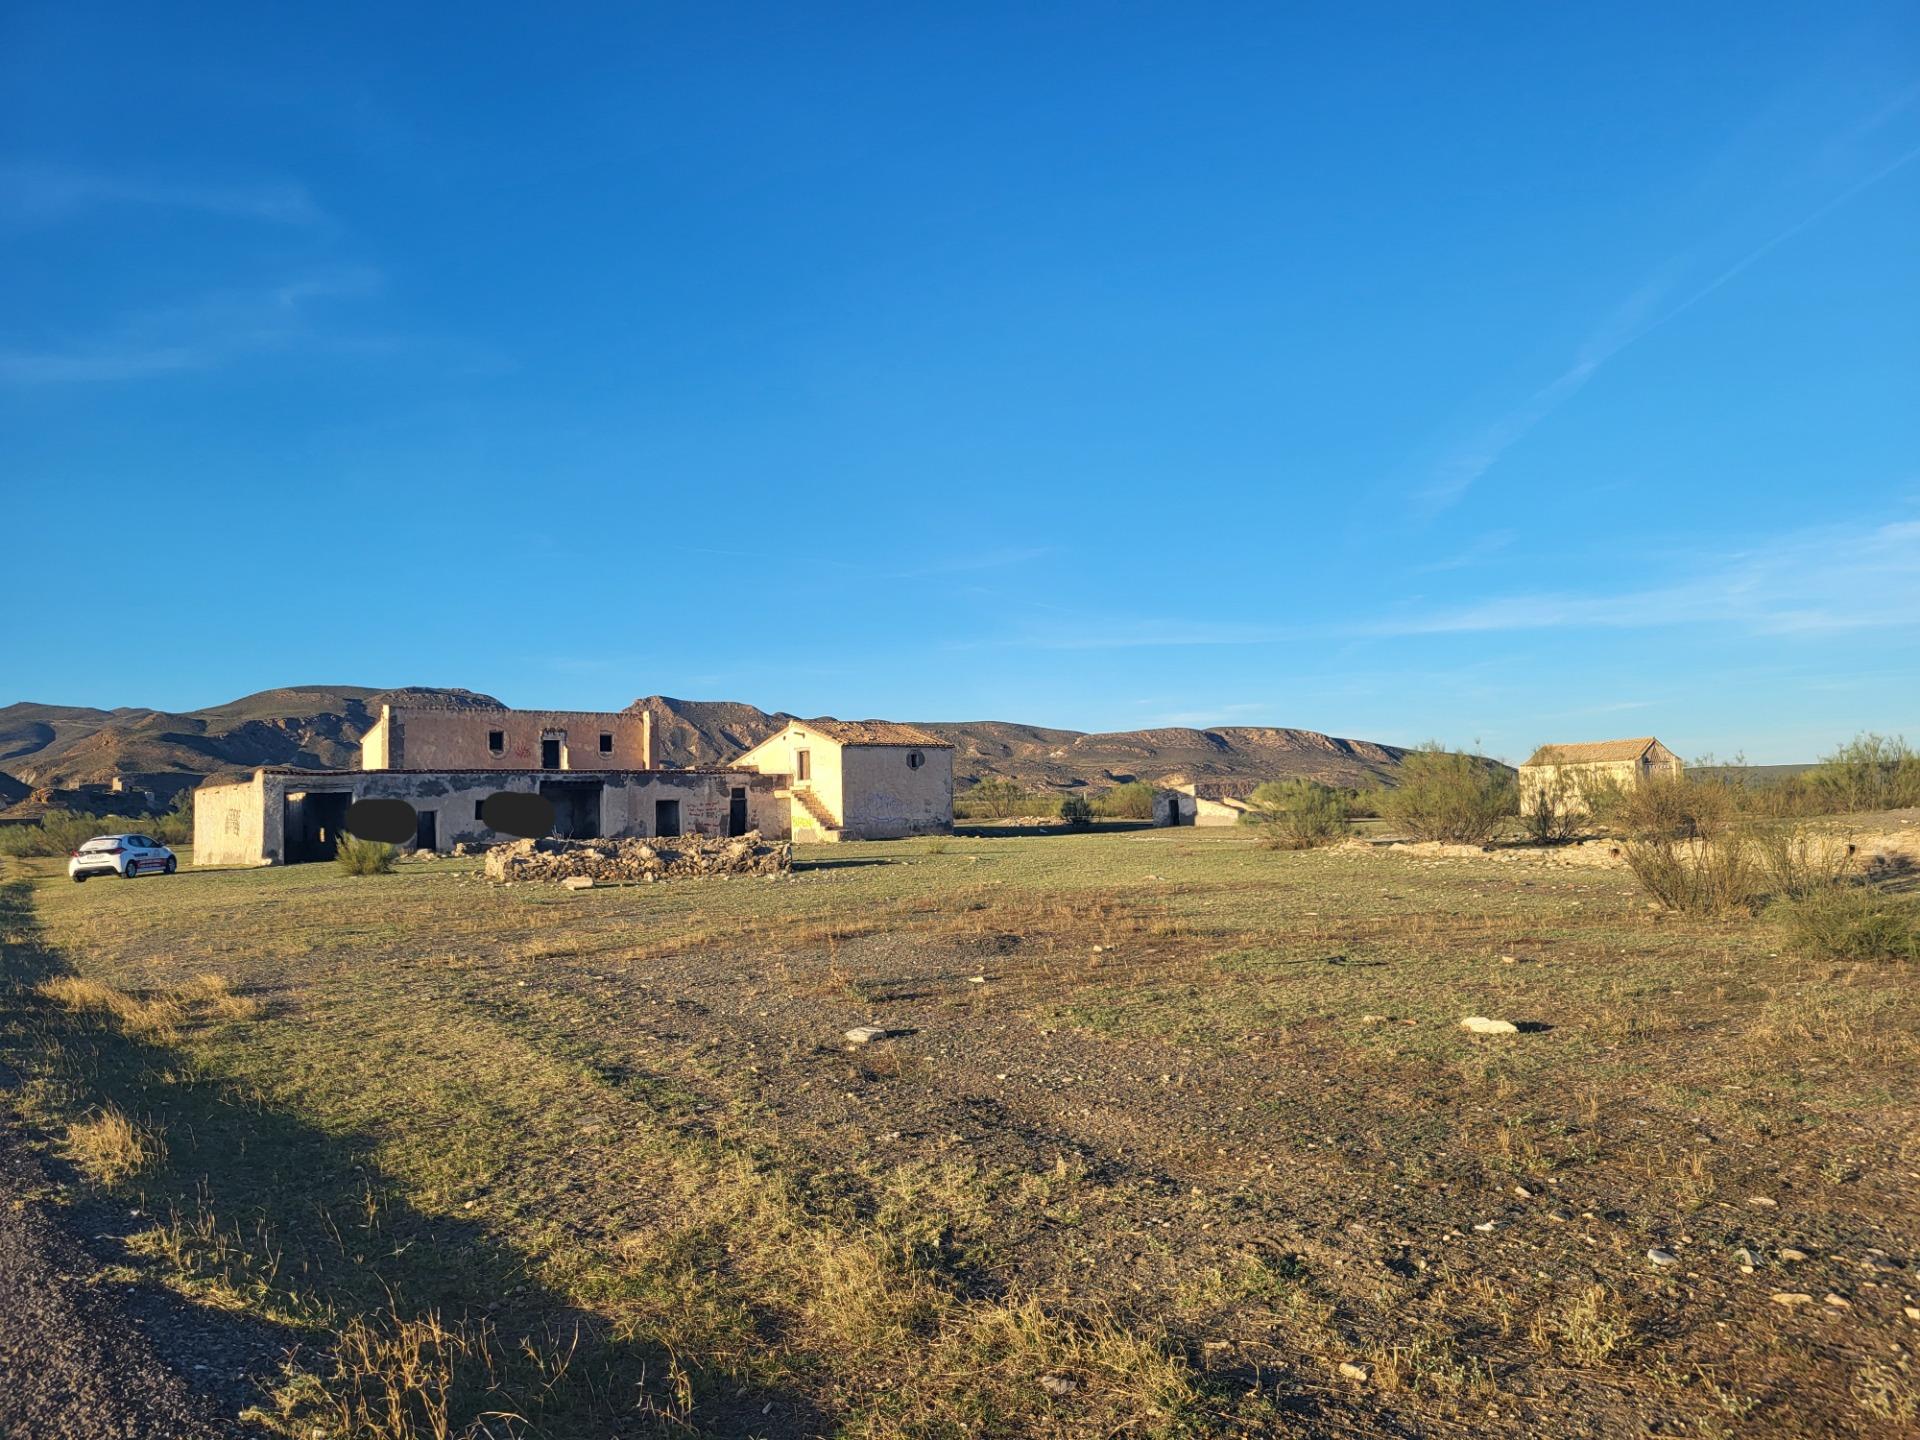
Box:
[1416,127,1920,514]
[0,267,385,385]
[1366,520,1920,638]
[1412,528,1516,574]
[0,162,325,227]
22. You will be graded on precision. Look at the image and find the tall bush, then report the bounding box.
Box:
[1091,782,1157,820]
[1804,734,1920,814]
[0,804,191,858]
[1058,794,1094,828]
[955,778,1049,820]
[1245,780,1350,849]
[1377,745,1515,845]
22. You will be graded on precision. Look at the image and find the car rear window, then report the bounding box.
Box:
[80,838,118,852]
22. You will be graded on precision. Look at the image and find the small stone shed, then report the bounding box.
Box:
[1518,737,1683,816]
[731,719,954,842]
[194,765,785,867]
[1159,780,1260,827]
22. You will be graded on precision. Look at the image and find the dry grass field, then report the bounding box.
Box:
[2,824,1918,1438]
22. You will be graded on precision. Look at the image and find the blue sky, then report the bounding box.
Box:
[3,3,1916,764]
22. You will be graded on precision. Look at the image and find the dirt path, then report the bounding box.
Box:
[0,1124,250,1440]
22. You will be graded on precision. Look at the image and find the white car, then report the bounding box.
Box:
[68,833,177,882]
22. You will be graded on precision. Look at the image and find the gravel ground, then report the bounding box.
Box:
[0,1123,261,1440]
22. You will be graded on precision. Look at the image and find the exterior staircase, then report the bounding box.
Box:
[791,786,844,840]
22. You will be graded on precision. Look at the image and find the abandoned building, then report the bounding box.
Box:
[1518,737,1684,816]
[360,703,652,771]
[1157,779,1261,827]
[193,703,956,864]
[194,765,786,867]
[731,719,955,841]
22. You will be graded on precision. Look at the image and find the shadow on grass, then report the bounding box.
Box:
[0,874,827,1439]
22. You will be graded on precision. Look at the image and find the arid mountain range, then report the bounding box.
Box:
[0,686,1413,816]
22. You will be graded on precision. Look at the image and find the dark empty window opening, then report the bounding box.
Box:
[907,750,924,769]
[599,732,613,754]
[796,749,811,782]
[474,801,486,821]
[655,799,681,837]
[488,730,505,754]
[541,738,562,769]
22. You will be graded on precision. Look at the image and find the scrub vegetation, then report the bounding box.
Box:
[2,816,1917,1439]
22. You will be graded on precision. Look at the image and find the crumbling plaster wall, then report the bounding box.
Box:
[838,745,953,839]
[192,776,268,866]
[363,707,652,772]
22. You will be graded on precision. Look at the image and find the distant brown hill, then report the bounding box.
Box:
[0,687,502,813]
[0,686,1414,817]
[624,696,1409,791]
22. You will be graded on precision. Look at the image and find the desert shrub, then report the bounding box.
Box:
[1343,787,1384,819]
[1776,887,1920,962]
[0,799,193,857]
[335,835,398,876]
[955,778,1051,820]
[1091,782,1157,820]
[1058,794,1094,828]
[1750,827,1858,900]
[1245,780,1350,849]
[1620,834,1759,917]
[1804,733,1920,814]
[1588,774,1734,842]
[1521,771,1585,844]
[1377,745,1515,845]
[1623,823,1860,917]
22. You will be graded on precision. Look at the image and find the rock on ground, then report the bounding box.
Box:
[485,831,792,885]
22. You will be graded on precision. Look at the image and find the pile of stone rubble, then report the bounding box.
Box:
[483,831,792,885]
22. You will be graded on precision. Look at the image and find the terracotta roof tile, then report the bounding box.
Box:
[797,718,953,748]
[1522,737,1661,767]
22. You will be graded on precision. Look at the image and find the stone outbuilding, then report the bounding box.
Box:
[1518,737,1683,817]
[730,719,954,842]
[1159,779,1260,827]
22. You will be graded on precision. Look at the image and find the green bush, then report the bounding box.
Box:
[1803,734,1920,814]
[1622,823,1862,917]
[1245,780,1350,849]
[1058,794,1094,828]
[0,801,192,858]
[335,835,398,876]
[1620,835,1759,916]
[1776,887,1920,961]
[1588,774,1734,843]
[1521,771,1584,844]
[954,778,1051,820]
[1091,782,1157,820]
[1377,745,1515,845]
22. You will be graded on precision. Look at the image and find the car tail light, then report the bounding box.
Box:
[70,850,80,858]
[105,846,124,855]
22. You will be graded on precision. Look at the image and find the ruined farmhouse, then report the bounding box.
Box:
[732,719,954,842]
[1518,736,1683,816]
[195,701,954,865]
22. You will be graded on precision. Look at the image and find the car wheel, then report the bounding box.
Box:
[120,861,138,879]
[72,872,87,883]
[164,857,177,874]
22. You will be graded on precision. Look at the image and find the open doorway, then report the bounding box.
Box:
[728,787,748,836]
[541,737,562,769]
[415,809,437,852]
[655,799,681,837]
[539,781,602,838]
[285,791,352,863]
